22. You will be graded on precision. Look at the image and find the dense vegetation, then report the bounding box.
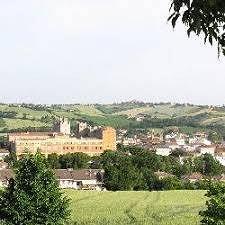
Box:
[101,147,224,191]
[42,146,225,192]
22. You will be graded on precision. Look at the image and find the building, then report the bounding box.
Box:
[0,149,10,160]
[197,145,216,156]
[55,169,104,190]
[53,117,70,135]
[8,118,116,156]
[156,147,172,156]
[154,171,175,180]
[182,172,203,183]
[0,169,104,190]
[0,161,8,170]
[0,169,12,187]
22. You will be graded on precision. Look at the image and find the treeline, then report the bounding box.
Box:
[101,146,224,191]
[0,111,17,118]
[46,152,91,169]
[36,146,225,191]
[4,126,52,133]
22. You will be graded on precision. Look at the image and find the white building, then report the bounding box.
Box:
[0,149,9,160]
[156,147,172,156]
[189,137,211,146]
[198,145,216,156]
[0,169,12,187]
[215,156,225,166]
[0,169,104,190]
[55,169,104,190]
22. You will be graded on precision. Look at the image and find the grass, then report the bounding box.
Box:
[1,103,225,132]
[0,105,52,120]
[65,190,207,225]
[0,118,49,131]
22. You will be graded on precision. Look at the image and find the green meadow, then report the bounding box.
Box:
[66,190,207,225]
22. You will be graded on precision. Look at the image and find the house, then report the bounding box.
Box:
[0,169,13,187]
[182,172,203,183]
[189,137,211,146]
[0,161,8,170]
[55,169,104,190]
[197,145,216,156]
[0,169,105,190]
[0,149,10,160]
[156,147,172,156]
[214,147,225,166]
[154,171,175,180]
[122,137,137,146]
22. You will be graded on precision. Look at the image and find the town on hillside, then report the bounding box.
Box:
[1,116,225,191]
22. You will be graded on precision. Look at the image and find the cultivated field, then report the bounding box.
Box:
[66,190,207,225]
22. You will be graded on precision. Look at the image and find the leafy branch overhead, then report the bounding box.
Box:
[168,0,225,56]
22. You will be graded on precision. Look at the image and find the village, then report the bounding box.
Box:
[1,117,225,191]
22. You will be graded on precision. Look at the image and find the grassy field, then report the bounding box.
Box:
[66,190,207,225]
[1,102,225,132]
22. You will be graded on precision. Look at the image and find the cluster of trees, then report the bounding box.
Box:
[19,103,52,112]
[0,119,6,128]
[0,111,17,119]
[101,146,224,191]
[4,126,52,133]
[40,145,225,192]
[40,114,56,124]
[46,152,91,169]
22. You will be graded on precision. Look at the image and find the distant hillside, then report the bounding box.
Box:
[1,102,225,137]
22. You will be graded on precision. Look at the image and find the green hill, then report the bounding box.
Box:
[1,102,225,136]
[66,190,206,225]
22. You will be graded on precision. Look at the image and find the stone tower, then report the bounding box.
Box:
[102,127,117,151]
[54,117,71,135]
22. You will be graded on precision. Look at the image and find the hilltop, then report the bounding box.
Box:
[1,102,225,137]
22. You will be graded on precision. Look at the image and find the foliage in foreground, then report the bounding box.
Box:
[0,152,70,225]
[200,182,225,225]
[169,0,225,56]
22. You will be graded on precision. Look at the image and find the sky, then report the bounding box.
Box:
[0,0,225,105]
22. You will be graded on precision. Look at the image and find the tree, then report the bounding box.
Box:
[58,153,91,169]
[47,153,61,169]
[4,151,17,167]
[194,153,223,176]
[161,176,183,190]
[170,148,187,158]
[101,151,141,191]
[169,0,225,56]
[0,152,70,225]
[200,182,225,225]
[208,131,223,144]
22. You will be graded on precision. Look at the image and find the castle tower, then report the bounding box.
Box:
[60,117,70,135]
[54,117,71,135]
[102,127,116,151]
